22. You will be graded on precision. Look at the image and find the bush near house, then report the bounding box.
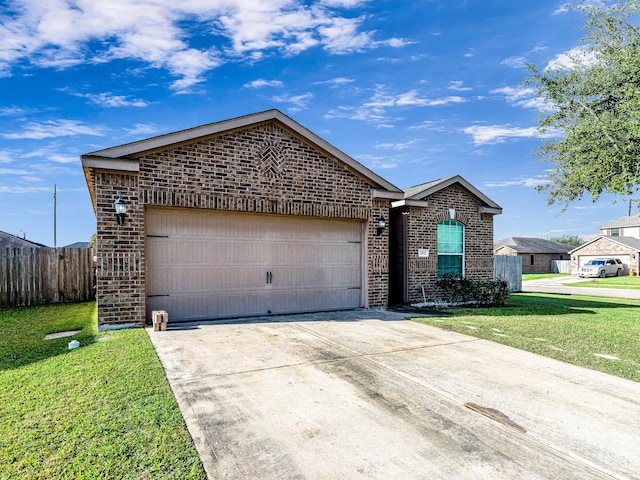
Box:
[436,273,510,307]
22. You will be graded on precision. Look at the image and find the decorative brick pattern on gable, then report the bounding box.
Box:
[93,121,390,327]
[85,111,500,328]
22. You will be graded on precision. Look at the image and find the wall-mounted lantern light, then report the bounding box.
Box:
[376,215,387,235]
[114,198,127,225]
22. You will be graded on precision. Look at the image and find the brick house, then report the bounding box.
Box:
[389,176,501,304]
[569,213,640,274]
[493,237,573,274]
[81,110,502,328]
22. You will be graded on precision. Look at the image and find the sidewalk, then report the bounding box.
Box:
[522,275,640,299]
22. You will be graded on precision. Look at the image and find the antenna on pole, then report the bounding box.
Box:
[53,184,57,248]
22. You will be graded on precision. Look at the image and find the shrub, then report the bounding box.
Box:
[436,273,510,307]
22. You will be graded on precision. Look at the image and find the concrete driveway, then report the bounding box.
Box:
[148,311,640,480]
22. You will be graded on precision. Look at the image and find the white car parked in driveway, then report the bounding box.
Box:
[579,258,624,278]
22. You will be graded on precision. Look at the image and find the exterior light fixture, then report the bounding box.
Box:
[114,198,127,225]
[376,215,387,235]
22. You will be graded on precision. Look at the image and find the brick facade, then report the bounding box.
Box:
[395,185,495,304]
[92,120,391,327]
[85,111,499,327]
[570,237,640,274]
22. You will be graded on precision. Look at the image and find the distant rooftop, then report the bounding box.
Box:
[0,231,47,248]
[600,214,640,229]
[494,237,574,254]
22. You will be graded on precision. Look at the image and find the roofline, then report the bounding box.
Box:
[570,235,640,253]
[405,174,501,211]
[81,109,401,193]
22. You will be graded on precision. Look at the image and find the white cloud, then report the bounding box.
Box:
[327,85,467,125]
[553,4,570,15]
[0,106,28,116]
[0,167,30,175]
[124,123,161,136]
[358,154,399,169]
[501,56,527,69]
[463,125,540,145]
[545,46,598,71]
[491,86,548,109]
[313,77,355,85]
[409,120,446,132]
[272,92,314,108]
[0,1,407,91]
[2,120,107,140]
[74,92,149,108]
[320,0,367,6]
[0,185,55,194]
[484,176,552,188]
[374,140,418,150]
[243,79,284,88]
[448,81,472,92]
[0,150,15,163]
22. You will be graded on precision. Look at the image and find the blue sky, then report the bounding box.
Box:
[0,0,632,246]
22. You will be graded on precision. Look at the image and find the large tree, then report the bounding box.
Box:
[528,0,640,210]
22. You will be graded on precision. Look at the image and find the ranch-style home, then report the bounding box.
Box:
[81,109,502,328]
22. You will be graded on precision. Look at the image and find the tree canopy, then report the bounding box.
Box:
[549,234,585,247]
[528,0,640,210]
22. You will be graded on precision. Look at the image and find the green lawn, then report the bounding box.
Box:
[522,273,571,281]
[0,302,206,480]
[414,293,640,382]
[566,276,640,290]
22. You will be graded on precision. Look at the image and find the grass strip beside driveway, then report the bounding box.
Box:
[0,302,206,480]
[566,276,640,290]
[413,293,640,382]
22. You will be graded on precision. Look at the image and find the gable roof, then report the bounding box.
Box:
[494,237,573,254]
[0,231,47,248]
[393,175,502,214]
[82,109,402,210]
[570,235,640,254]
[600,213,640,229]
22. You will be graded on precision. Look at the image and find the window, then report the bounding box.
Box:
[437,220,463,276]
[611,228,619,237]
[530,255,535,266]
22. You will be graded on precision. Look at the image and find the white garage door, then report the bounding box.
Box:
[146,208,364,322]
[578,255,630,272]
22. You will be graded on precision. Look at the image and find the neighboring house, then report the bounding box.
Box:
[570,213,640,274]
[81,109,502,328]
[0,231,47,249]
[494,237,573,274]
[65,242,89,248]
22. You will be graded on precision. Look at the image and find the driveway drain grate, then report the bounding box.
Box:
[464,402,527,434]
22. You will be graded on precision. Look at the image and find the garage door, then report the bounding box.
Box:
[146,208,364,322]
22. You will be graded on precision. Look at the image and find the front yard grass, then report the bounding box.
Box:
[566,275,640,289]
[0,302,206,480]
[522,273,571,281]
[413,293,640,382]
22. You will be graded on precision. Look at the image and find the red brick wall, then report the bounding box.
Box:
[94,121,390,327]
[402,185,494,304]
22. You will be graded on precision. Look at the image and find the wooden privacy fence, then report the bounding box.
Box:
[494,255,522,292]
[551,260,572,274]
[0,247,96,307]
